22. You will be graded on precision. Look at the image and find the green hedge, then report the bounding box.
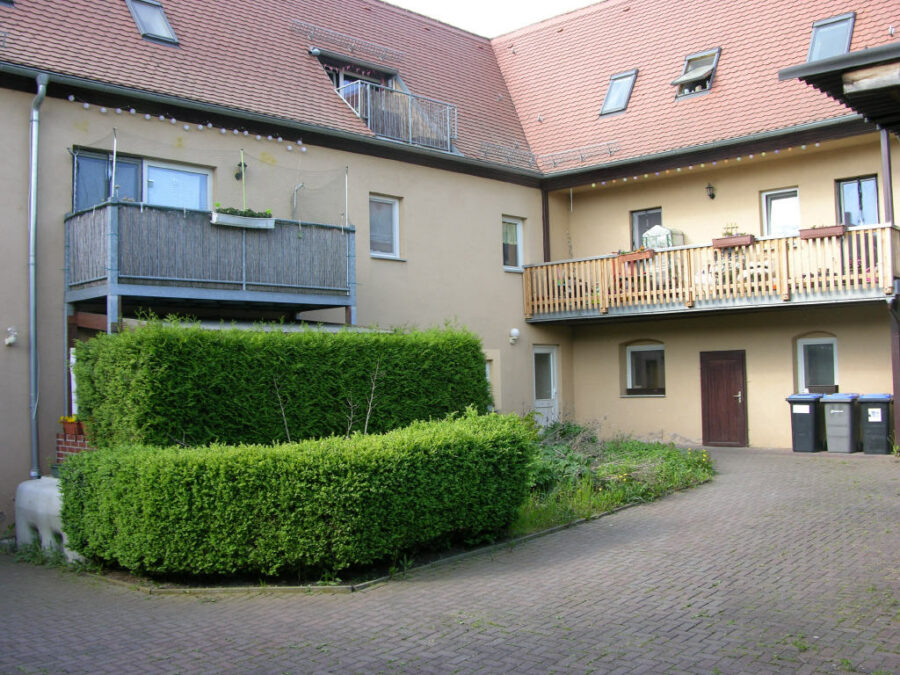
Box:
[60,412,536,575]
[74,321,492,447]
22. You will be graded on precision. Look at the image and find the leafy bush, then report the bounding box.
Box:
[60,411,535,576]
[73,320,492,447]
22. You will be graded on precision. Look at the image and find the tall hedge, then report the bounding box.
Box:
[60,411,536,575]
[73,321,492,447]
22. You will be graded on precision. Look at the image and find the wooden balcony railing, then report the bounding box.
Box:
[524,224,899,320]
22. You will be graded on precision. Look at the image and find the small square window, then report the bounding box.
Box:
[626,345,665,396]
[502,217,523,270]
[808,13,855,62]
[762,188,800,236]
[672,48,720,97]
[600,69,637,115]
[837,176,878,226]
[126,0,178,44]
[630,208,661,250]
[369,195,400,258]
[798,338,838,393]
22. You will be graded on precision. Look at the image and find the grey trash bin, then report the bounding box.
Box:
[786,393,825,452]
[822,393,859,453]
[859,394,893,454]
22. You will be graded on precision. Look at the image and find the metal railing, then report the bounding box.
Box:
[337,81,457,152]
[524,224,899,319]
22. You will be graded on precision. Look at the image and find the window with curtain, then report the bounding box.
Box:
[369,195,399,257]
[503,217,523,269]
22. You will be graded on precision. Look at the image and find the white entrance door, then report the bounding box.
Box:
[533,345,559,427]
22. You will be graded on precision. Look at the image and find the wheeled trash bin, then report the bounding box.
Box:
[822,393,859,453]
[858,394,893,454]
[786,393,825,452]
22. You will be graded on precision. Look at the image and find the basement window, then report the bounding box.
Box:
[600,69,638,115]
[125,0,178,44]
[672,48,720,98]
[808,13,855,62]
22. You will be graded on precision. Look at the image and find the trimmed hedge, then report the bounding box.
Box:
[73,321,492,447]
[60,412,536,575]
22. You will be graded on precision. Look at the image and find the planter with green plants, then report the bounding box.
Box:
[211,204,275,229]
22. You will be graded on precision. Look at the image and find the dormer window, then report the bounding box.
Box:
[807,13,855,62]
[672,48,720,98]
[600,69,637,115]
[125,0,177,44]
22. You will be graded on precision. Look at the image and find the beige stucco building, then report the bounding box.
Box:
[1,0,899,529]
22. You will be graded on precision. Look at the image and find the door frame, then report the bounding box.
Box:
[533,344,559,426]
[700,349,748,447]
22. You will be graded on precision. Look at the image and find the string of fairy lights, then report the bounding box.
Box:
[64,94,308,153]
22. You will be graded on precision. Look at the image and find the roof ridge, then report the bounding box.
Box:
[359,0,493,41]
[490,0,624,41]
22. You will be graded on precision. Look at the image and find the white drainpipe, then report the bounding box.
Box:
[28,74,48,479]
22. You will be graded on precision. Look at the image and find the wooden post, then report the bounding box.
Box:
[882,129,894,226]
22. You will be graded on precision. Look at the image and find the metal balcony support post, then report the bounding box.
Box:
[407,95,412,145]
[882,129,894,226]
[106,205,120,333]
[241,229,247,291]
[346,228,357,325]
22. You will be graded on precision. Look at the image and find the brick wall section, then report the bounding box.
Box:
[55,433,94,464]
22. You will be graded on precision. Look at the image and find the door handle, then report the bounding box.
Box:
[734,390,742,404]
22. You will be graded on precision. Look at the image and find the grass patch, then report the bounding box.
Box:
[510,424,714,537]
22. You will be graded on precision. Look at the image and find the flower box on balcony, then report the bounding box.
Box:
[712,234,756,249]
[211,212,275,229]
[799,225,847,240]
[617,249,655,263]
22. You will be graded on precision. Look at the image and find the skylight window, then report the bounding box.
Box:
[807,13,855,62]
[600,69,637,115]
[126,0,178,44]
[672,48,720,98]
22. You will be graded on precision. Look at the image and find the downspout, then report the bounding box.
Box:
[28,74,48,480]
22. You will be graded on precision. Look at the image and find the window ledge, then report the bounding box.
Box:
[504,266,524,274]
[621,394,666,399]
[370,253,406,262]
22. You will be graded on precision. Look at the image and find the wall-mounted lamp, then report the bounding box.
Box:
[234,161,247,181]
[509,328,520,345]
[705,183,716,200]
[308,47,321,56]
[5,326,17,346]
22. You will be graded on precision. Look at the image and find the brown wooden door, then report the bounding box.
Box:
[700,350,748,446]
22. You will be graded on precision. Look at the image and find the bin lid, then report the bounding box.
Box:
[786,393,824,402]
[822,393,859,402]
[859,393,893,402]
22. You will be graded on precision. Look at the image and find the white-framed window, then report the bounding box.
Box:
[631,208,661,250]
[797,338,838,393]
[672,48,720,98]
[808,13,855,62]
[125,0,178,44]
[369,195,400,258]
[600,69,638,115]
[762,188,800,236]
[837,176,878,226]
[626,344,665,396]
[502,216,523,270]
[144,161,211,210]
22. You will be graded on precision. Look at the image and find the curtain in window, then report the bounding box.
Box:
[146,165,208,210]
[502,221,519,267]
[74,154,109,211]
[369,200,395,254]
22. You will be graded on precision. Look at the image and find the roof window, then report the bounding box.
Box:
[125,0,178,44]
[600,69,637,115]
[672,48,720,98]
[807,13,855,62]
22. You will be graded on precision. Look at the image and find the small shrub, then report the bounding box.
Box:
[61,411,535,576]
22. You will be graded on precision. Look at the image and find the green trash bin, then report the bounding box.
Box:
[859,394,893,454]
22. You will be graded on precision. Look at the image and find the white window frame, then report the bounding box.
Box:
[502,216,524,271]
[797,338,838,393]
[807,13,855,63]
[600,69,638,115]
[625,344,665,396]
[369,195,400,259]
[762,188,800,236]
[142,159,212,211]
[125,0,178,44]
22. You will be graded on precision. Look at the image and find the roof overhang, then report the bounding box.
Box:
[779,42,900,138]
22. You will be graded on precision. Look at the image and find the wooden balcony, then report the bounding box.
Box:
[65,203,355,313]
[524,224,900,322]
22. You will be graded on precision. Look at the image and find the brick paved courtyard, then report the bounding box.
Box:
[2,448,899,674]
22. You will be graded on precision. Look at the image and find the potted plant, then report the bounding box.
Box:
[211,204,275,229]
[799,224,848,240]
[713,224,756,249]
[59,415,83,436]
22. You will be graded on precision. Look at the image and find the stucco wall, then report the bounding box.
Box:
[570,303,892,448]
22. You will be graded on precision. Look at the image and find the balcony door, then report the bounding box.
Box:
[700,350,748,446]
[533,345,559,427]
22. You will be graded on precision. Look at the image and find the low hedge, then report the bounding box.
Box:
[73,320,492,447]
[60,411,536,576]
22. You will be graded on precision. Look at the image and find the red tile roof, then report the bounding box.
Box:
[0,0,895,176]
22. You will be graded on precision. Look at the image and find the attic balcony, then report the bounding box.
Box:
[337,81,458,152]
[524,224,900,323]
[65,202,355,317]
